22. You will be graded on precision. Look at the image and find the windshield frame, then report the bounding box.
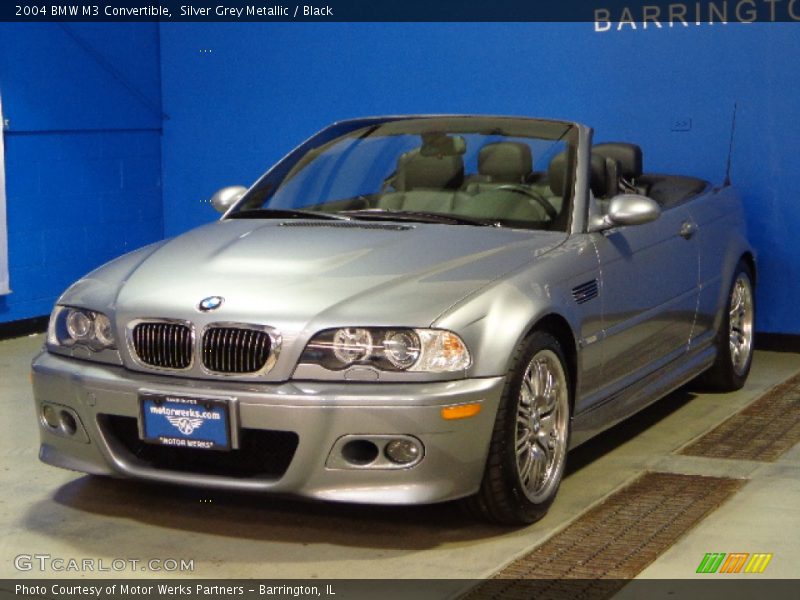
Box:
[224,115,587,233]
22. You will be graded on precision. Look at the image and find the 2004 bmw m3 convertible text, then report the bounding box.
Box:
[32,116,755,524]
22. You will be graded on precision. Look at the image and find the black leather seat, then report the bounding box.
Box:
[547,151,613,198]
[594,142,707,207]
[592,143,643,184]
[454,142,557,223]
[463,142,534,193]
[377,149,465,213]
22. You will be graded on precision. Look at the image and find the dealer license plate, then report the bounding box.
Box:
[139,392,231,451]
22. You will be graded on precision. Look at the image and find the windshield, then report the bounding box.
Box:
[231,117,579,231]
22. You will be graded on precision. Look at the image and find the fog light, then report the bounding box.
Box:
[341,439,379,466]
[59,410,77,436]
[385,439,420,465]
[42,405,59,429]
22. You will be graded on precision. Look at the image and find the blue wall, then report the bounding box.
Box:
[159,22,800,334]
[0,23,163,322]
[2,23,798,334]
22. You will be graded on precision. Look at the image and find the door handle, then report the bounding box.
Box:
[679,221,697,240]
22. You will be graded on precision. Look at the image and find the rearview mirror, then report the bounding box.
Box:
[419,133,467,157]
[210,185,247,213]
[590,194,660,231]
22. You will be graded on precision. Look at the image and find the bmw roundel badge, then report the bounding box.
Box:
[198,296,224,312]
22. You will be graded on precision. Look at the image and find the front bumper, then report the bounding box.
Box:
[31,351,505,504]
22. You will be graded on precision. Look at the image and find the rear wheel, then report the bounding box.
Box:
[700,261,755,391]
[463,331,571,525]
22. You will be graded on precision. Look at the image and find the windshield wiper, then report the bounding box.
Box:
[227,208,350,221]
[339,209,500,227]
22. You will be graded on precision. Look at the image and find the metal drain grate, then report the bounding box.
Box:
[467,473,743,599]
[681,372,800,461]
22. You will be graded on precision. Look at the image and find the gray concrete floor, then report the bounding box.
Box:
[1,334,799,582]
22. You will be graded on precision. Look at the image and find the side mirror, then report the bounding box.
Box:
[590,194,660,231]
[210,185,247,213]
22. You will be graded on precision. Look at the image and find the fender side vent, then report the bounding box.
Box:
[572,279,599,304]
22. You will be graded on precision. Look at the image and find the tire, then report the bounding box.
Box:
[462,331,571,525]
[699,261,755,391]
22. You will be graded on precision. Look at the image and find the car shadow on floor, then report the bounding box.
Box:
[24,387,698,552]
[565,386,698,476]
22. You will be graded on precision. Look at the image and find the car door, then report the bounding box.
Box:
[592,204,699,392]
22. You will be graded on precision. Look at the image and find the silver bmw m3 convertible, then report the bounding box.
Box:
[32,115,755,524]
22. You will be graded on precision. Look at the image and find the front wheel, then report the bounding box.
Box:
[463,331,571,525]
[700,261,755,391]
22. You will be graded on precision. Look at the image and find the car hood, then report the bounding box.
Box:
[105,219,565,331]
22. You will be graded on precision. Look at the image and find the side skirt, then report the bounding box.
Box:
[569,343,716,449]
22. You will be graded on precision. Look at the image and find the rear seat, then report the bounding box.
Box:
[376,149,465,213]
[592,142,646,198]
[546,143,640,213]
[592,143,707,208]
[639,174,708,208]
[544,148,626,224]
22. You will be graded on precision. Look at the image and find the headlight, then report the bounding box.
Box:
[47,306,117,350]
[94,313,115,347]
[300,328,470,373]
[66,310,93,340]
[332,328,374,364]
[383,330,421,369]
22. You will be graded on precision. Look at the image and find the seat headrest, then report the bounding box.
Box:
[548,150,615,198]
[592,143,643,180]
[589,154,610,198]
[478,142,532,183]
[395,149,464,191]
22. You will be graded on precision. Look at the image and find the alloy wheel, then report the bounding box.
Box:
[729,273,754,376]
[514,349,569,503]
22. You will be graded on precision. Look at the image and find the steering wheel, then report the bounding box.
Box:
[496,185,559,220]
